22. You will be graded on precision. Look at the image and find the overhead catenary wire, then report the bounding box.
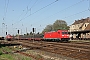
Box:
[18,0,58,22]
[62,9,89,19]
[36,9,89,33]
[22,0,39,19]
[2,0,9,26]
[30,0,58,15]
[10,0,58,31]
[9,0,40,34]
[2,0,9,36]
[30,0,38,9]
[32,0,85,26]
[2,0,89,34]
[3,0,9,21]
[13,0,39,25]
[12,0,58,34]
[35,0,89,31]
[38,0,85,20]
[15,0,32,21]
[3,0,6,21]
[89,0,90,10]
[11,0,87,31]
[8,0,32,28]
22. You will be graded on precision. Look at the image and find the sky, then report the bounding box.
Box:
[0,0,90,36]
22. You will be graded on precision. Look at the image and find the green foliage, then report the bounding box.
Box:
[42,24,53,34]
[0,46,32,60]
[53,20,68,30]
[2,47,12,52]
[0,51,3,55]
[42,20,69,34]
[1,54,14,60]
[27,33,29,35]
[30,32,33,35]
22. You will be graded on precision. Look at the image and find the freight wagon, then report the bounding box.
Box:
[5,30,70,42]
[0,36,4,40]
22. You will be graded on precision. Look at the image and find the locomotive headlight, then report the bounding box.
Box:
[62,35,64,36]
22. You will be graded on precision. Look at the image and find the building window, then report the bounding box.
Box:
[85,24,86,27]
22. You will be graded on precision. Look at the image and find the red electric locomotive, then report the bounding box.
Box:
[6,34,13,41]
[44,30,70,41]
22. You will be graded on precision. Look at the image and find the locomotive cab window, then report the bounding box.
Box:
[62,32,68,34]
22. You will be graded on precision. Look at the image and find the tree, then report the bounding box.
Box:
[37,32,40,34]
[27,33,29,35]
[42,24,53,34]
[42,20,69,34]
[30,32,33,35]
[53,20,69,31]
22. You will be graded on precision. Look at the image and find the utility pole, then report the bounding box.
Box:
[89,0,90,11]
[2,23,5,37]
[12,24,14,35]
[26,27,27,34]
[21,29,22,35]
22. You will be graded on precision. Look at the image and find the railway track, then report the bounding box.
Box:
[39,41,90,60]
[0,43,44,60]
[21,40,90,51]
[3,40,90,60]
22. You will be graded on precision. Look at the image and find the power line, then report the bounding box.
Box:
[30,0,38,9]
[63,9,89,19]
[3,0,9,20]
[3,0,6,20]
[8,0,39,34]
[89,0,90,10]
[2,0,9,36]
[13,0,86,28]
[22,0,39,19]
[35,0,88,30]
[9,0,32,28]
[50,0,85,17]
[36,9,89,32]
[13,0,39,25]
[30,0,58,15]
[5,0,89,34]
[15,0,32,18]
[12,0,58,34]
[32,0,85,25]
[18,0,58,22]
[29,0,39,15]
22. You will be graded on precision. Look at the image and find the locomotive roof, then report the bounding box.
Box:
[45,30,68,33]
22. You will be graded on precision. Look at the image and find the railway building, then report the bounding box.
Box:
[69,17,90,40]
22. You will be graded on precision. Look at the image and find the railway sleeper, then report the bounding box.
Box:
[69,52,89,60]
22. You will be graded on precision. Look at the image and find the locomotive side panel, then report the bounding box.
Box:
[44,30,70,41]
[44,31,60,39]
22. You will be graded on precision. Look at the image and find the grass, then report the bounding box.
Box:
[0,46,32,60]
[0,54,14,60]
[0,50,3,55]
[0,53,32,60]
[70,40,90,42]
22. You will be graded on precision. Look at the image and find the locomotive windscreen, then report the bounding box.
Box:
[62,32,68,34]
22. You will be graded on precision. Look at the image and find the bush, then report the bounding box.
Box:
[0,51,3,55]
